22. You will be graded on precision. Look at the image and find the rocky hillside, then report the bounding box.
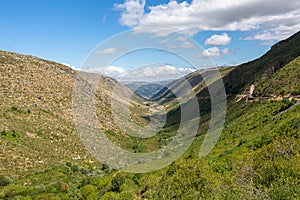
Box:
[0,31,299,199]
[0,50,148,176]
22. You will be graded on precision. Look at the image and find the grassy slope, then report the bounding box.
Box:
[1,79,299,200]
[0,50,151,177]
[222,31,300,95]
[1,31,300,199]
[256,56,300,96]
[152,66,234,102]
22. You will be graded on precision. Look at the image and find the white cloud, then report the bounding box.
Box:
[115,0,300,42]
[61,62,78,70]
[205,33,231,46]
[243,29,299,44]
[124,65,196,81]
[88,66,127,77]
[96,48,117,54]
[114,0,145,26]
[88,64,196,81]
[198,47,233,58]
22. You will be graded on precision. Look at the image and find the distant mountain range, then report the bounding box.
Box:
[123,80,171,99]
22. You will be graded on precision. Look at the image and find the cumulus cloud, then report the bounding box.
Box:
[125,65,196,81]
[114,0,145,26]
[115,0,300,42]
[243,30,295,44]
[198,47,233,58]
[89,64,196,81]
[205,33,231,46]
[130,65,194,77]
[91,66,127,77]
[61,62,78,70]
[96,48,117,54]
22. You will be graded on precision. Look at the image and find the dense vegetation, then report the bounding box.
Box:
[256,56,300,96]
[1,97,299,199]
[1,32,300,199]
[223,30,300,95]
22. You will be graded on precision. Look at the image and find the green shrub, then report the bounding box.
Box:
[0,174,11,187]
[111,175,125,192]
[80,184,96,198]
[97,177,111,190]
[238,138,247,147]
[0,130,20,142]
[99,192,119,200]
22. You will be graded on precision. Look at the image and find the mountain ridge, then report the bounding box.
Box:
[0,31,300,199]
[0,50,149,176]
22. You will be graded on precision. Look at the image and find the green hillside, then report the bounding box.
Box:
[0,31,300,199]
[223,31,300,95]
[256,56,300,96]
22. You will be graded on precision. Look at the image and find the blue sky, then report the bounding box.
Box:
[0,0,126,67]
[0,0,299,80]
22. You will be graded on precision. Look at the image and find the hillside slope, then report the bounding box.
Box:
[223,30,300,95]
[1,54,299,200]
[153,31,300,103]
[0,50,148,176]
[256,56,300,96]
[0,31,300,199]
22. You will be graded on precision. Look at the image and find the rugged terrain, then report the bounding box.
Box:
[0,31,299,199]
[0,50,151,176]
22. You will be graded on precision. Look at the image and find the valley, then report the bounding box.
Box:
[0,31,300,199]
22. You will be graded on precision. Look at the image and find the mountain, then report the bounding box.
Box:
[256,56,300,96]
[223,30,300,95]
[151,66,234,104]
[123,81,170,99]
[0,50,150,176]
[152,31,300,108]
[0,31,300,199]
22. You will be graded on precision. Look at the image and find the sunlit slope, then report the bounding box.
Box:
[256,56,300,96]
[0,50,147,176]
